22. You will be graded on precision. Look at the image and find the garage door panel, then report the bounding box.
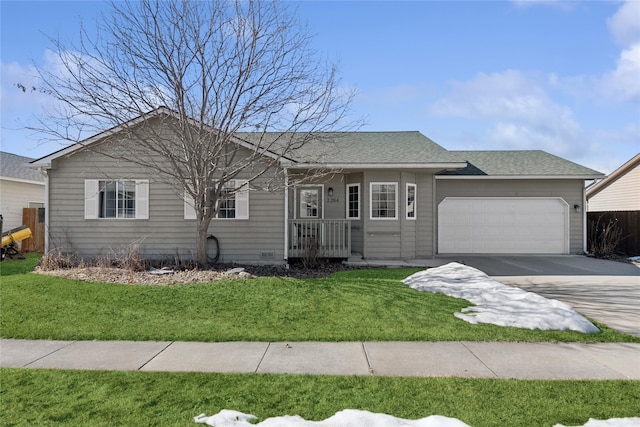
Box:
[438,197,568,254]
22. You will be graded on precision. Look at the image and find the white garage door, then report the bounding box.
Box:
[438,197,569,254]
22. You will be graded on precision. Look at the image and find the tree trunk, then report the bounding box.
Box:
[196,217,211,267]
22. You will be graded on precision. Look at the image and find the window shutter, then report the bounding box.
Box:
[235,180,249,219]
[84,179,99,219]
[184,191,197,220]
[135,180,149,219]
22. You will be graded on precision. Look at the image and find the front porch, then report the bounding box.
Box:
[287,219,351,258]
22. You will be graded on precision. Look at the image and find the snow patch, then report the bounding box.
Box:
[194,409,471,426]
[402,262,599,333]
[555,418,640,427]
[193,411,640,427]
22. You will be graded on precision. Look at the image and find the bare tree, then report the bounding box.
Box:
[32,0,355,266]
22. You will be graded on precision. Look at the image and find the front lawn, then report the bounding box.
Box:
[1,256,638,342]
[2,369,639,427]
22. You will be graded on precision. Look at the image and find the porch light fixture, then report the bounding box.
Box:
[328,187,334,197]
[573,204,580,212]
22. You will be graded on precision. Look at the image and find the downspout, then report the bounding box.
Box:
[42,168,50,253]
[283,167,289,265]
[582,183,588,254]
[432,175,437,257]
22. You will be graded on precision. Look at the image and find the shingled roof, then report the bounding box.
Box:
[29,108,603,179]
[0,152,45,183]
[236,131,464,165]
[440,150,603,178]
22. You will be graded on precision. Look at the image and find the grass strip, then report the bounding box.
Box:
[1,368,639,427]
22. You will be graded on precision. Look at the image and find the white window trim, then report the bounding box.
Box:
[84,179,149,220]
[406,183,416,220]
[184,191,197,220]
[346,183,360,220]
[370,182,398,220]
[231,179,249,220]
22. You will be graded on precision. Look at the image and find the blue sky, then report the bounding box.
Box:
[1,0,639,174]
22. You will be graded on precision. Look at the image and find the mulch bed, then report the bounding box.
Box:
[35,260,358,285]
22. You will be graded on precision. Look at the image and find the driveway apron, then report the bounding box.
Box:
[451,255,640,337]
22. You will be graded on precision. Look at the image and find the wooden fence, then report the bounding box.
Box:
[587,211,639,256]
[21,208,45,253]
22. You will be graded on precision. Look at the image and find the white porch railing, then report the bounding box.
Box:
[288,219,351,258]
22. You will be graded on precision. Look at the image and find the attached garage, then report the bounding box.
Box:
[438,197,569,254]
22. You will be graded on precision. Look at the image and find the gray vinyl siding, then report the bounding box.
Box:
[435,179,586,254]
[361,170,433,259]
[415,174,434,258]
[363,171,401,259]
[47,144,285,264]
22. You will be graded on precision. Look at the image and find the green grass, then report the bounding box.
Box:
[1,368,639,427]
[1,255,638,342]
[0,252,41,275]
[1,257,638,426]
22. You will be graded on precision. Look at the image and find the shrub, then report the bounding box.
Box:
[38,249,80,270]
[589,215,623,258]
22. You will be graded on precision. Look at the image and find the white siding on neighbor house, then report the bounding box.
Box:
[588,163,640,212]
[47,142,285,264]
[436,179,587,254]
[0,179,45,230]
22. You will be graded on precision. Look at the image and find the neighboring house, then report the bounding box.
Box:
[30,108,603,264]
[586,153,640,212]
[586,153,640,256]
[1,151,45,231]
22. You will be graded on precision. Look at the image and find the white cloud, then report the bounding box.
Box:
[595,1,640,103]
[428,70,584,156]
[0,61,46,111]
[510,0,574,11]
[607,0,640,46]
[599,42,640,103]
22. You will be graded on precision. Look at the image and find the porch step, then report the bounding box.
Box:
[346,253,363,263]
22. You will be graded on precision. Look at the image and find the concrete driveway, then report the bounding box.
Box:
[449,255,640,276]
[451,255,640,337]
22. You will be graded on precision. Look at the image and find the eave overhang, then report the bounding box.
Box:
[436,174,604,180]
[285,162,467,173]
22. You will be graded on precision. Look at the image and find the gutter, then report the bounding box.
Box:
[289,162,467,170]
[435,174,605,180]
[283,168,289,265]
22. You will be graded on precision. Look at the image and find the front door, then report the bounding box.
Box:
[296,186,323,219]
[295,186,323,250]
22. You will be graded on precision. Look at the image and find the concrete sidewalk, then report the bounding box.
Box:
[2,339,638,380]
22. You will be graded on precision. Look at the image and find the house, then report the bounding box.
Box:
[586,153,640,256]
[30,109,603,264]
[1,151,45,231]
[586,153,640,212]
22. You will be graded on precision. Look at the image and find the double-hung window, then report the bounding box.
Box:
[347,183,360,219]
[84,179,149,219]
[406,183,416,219]
[183,179,249,220]
[217,180,249,219]
[370,182,397,219]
